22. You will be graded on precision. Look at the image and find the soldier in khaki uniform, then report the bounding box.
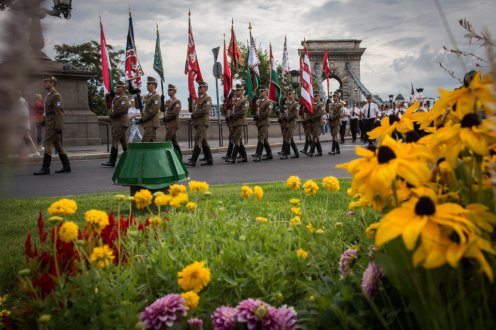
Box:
[253,85,273,162]
[185,81,213,167]
[276,97,289,156]
[222,89,235,160]
[162,84,182,157]
[139,77,161,142]
[328,91,343,155]
[34,75,71,175]
[300,105,312,155]
[101,81,130,167]
[280,89,299,160]
[226,84,249,164]
[307,91,325,157]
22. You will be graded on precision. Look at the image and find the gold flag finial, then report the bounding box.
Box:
[248,22,252,31]
[188,10,191,17]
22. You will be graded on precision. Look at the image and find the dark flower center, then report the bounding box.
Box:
[405,130,421,143]
[377,146,396,164]
[461,113,481,128]
[389,115,400,126]
[415,197,436,216]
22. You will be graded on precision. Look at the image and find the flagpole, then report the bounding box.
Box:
[156,23,164,96]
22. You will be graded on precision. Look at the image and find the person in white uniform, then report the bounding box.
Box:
[127,98,142,143]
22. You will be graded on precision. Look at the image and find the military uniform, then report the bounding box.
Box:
[227,87,249,163]
[308,99,325,156]
[253,86,273,162]
[328,95,343,155]
[281,91,299,159]
[34,75,71,175]
[185,81,213,166]
[141,91,161,142]
[222,95,235,160]
[300,106,312,154]
[162,84,182,157]
[277,98,288,155]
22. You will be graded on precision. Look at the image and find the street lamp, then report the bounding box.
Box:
[388,94,394,108]
[48,0,72,18]
[289,70,300,89]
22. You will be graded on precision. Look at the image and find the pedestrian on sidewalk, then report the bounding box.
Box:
[339,103,350,144]
[127,99,142,143]
[101,81,129,167]
[32,93,44,151]
[349,102,360,143]
[162,84,182,158]
[361,94,379,146]
[34,74,71,175]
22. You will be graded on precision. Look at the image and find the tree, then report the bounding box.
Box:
[54,41,124,115]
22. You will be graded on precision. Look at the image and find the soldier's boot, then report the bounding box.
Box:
[101,147,118,167]
[290,142,300,158]
[335,141,341,154]
[262,141,273,160]
[329,141,337,155]
[315,142,323,156]
[238,145,248,163]
[226,145,239,164]
[222,143,234,160]
[200,145,213,166]
[33,153,51,175]
[172,141,182,158]
[308,142,315,157]
[55,153,71,173]
[300,139,309,154]
[184,147,201,167]
[253,143,264,162]
[280,142,289,160]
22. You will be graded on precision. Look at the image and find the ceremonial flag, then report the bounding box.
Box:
[153,23,165,83]
[125,11,143,95]
[281,35,289,82]
[246,23,259,99]
[228,19,243,72]
[185,11,203,102]
[223,38,232,107]
[268,43,281,104]
[99,19,113,96]
[301,43,314,113]
[322,48,330,97]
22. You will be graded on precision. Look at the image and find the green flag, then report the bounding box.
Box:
[153,25,164,82]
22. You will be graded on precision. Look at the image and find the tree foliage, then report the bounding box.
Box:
[54,41,124,115]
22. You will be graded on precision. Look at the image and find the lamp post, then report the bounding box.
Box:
[388,94,394,108]
[416,88,424,102]
[289,69,300,89]
[212,46,223,147]
[0,0,73,59]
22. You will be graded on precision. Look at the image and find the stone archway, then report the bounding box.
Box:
[299,40,367,105]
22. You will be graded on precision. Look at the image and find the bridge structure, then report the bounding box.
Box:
[298,39,384,105]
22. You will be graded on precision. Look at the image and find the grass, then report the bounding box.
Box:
[0,179,355,293]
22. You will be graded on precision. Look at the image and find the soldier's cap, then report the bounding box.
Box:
[314,91,321,96]
[287,88,295,94]
[168,84,177,91]
[332,91,340,97]
[198,81,208,88]
[258,85,268,92]
[116,80,126,88]
[146,76,158,85]
[235,83,244,91]
[42,74,57,83]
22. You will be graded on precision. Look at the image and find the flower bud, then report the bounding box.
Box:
[114,194,126,201]
[18,268,31,277]
[48,216,63,224]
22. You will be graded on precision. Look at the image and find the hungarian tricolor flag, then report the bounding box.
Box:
[268,43,281,104]
[100,20,113,96]
[228,19,243,73]
[281,35,289,83]
[185,11,203,102]
[223,38,232,111]
[301,43,314,114]
[125,11,143,95]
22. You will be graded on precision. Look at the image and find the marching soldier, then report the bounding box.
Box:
[300,105,312,155]
[226,84,249,164]
[162,84,182,157]
[185,81,213,167]
[34,74,71,175]
[307,91,325,157]
[222,89,235,160]
[280,89,299,160]
[139,76,161,142]
[328,91,343,155]
[277,97,288,156]
[101,81,130,167]
[253,85,273,162]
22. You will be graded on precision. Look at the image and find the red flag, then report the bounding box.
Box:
[228,21,244,71]
[322,49,330,79]
[301,45,314,114]
[185,12,203,101]
[223,39,232,107]
[100,20,113,96]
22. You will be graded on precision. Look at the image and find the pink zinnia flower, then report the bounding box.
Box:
[211,306,237,330]
[139,294,187,329]
[274,305,298,330]
[236,299,278,330]
[339,248,358,279]
[361,261,384,299]
[188,318,203,329]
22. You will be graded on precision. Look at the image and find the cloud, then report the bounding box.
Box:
[1,0,495,104]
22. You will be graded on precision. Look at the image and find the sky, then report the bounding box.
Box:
[3,0,496,105]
